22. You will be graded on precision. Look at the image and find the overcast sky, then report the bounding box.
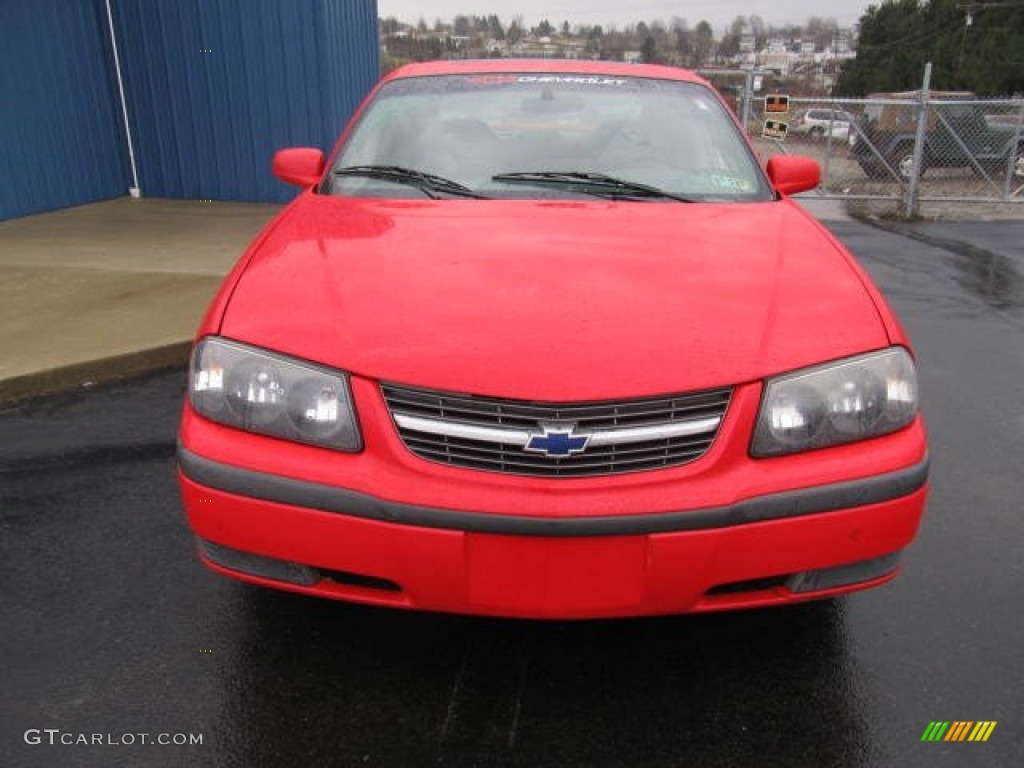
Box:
[376,1,871,33]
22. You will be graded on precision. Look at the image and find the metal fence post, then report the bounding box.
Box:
[741,69,754,134]
[1005,101,1024,200]
[905,62,932,219]
[822,105,835,190]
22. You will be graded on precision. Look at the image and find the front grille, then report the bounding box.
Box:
[381,383,731,477]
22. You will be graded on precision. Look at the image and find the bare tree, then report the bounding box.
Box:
[694,20,714,66]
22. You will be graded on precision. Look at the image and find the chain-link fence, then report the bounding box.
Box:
[745,92,1024,218]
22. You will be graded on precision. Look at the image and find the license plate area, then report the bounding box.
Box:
[466,533,649,615]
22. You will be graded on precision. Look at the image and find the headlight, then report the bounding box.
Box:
[189,337,362,451]
[751,348,918,457]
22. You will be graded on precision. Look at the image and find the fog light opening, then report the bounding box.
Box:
[786,552,902,594]
[705,575,790,596]
[198,539,319,586]
[320,569,402,593]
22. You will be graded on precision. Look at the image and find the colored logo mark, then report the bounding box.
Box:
[921,721,997,742]
[524,427,589,457]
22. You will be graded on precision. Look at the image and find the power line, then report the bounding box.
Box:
[854,17,965,52]
[955,2,1024,8]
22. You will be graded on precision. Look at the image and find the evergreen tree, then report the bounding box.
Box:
[838,0,1024,96]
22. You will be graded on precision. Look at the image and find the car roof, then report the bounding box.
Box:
[382,59,709,86]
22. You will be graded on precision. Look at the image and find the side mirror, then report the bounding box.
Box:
[272,148,325,188]
[766,155,821,196]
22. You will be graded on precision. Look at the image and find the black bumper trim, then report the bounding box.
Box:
[177,447,928,538]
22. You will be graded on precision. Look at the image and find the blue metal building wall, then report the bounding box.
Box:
[0,0,130,220]
[322,0,380,146]
[112,0,379,203]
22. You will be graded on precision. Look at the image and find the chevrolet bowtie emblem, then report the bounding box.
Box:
[523,426,590,457]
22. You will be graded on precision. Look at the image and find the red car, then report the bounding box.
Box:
[178,60,928,619]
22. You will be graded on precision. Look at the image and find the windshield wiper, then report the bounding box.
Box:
[491,171,696,202]
[333,165,490,199]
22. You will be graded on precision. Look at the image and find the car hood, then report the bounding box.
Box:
[220,196,888,401]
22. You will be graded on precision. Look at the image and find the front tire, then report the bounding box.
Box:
[858,159,887,180]
[975,152,1024,180]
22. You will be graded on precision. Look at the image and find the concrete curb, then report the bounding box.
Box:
[0,341,192,406]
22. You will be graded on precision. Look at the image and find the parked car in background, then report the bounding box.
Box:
[790,108,856,140]
[178,60,928,619]
[851,90,1024,181]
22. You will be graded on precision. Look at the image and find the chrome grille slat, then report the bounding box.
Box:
[388,405,725,429]
[403,442,708,473]
[404,441,709,469]
[382,384,731,477]
[383,390,731,413]
[401,435,714,461]
[405,449,708,474]
[382,392,729,427]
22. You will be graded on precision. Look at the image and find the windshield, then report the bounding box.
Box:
[327,73,773,202]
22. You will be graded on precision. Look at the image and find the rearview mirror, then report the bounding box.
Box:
[766,155,820,196]
[273,148,325,188]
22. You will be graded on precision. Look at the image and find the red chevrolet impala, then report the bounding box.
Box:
[178,60,928,619]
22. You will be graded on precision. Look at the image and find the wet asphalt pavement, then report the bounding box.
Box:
[2,217,1023,768]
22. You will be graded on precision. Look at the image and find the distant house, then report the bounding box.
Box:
[561,39,586,59]
[511,36,568,58]
[835,30,853,55]
[759,50,794,76]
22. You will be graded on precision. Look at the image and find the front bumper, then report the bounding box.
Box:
[178,453,927,619]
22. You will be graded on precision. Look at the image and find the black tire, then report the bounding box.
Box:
[974,149,1023,179]
[808,126,824,140]
[857,160,888,180]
